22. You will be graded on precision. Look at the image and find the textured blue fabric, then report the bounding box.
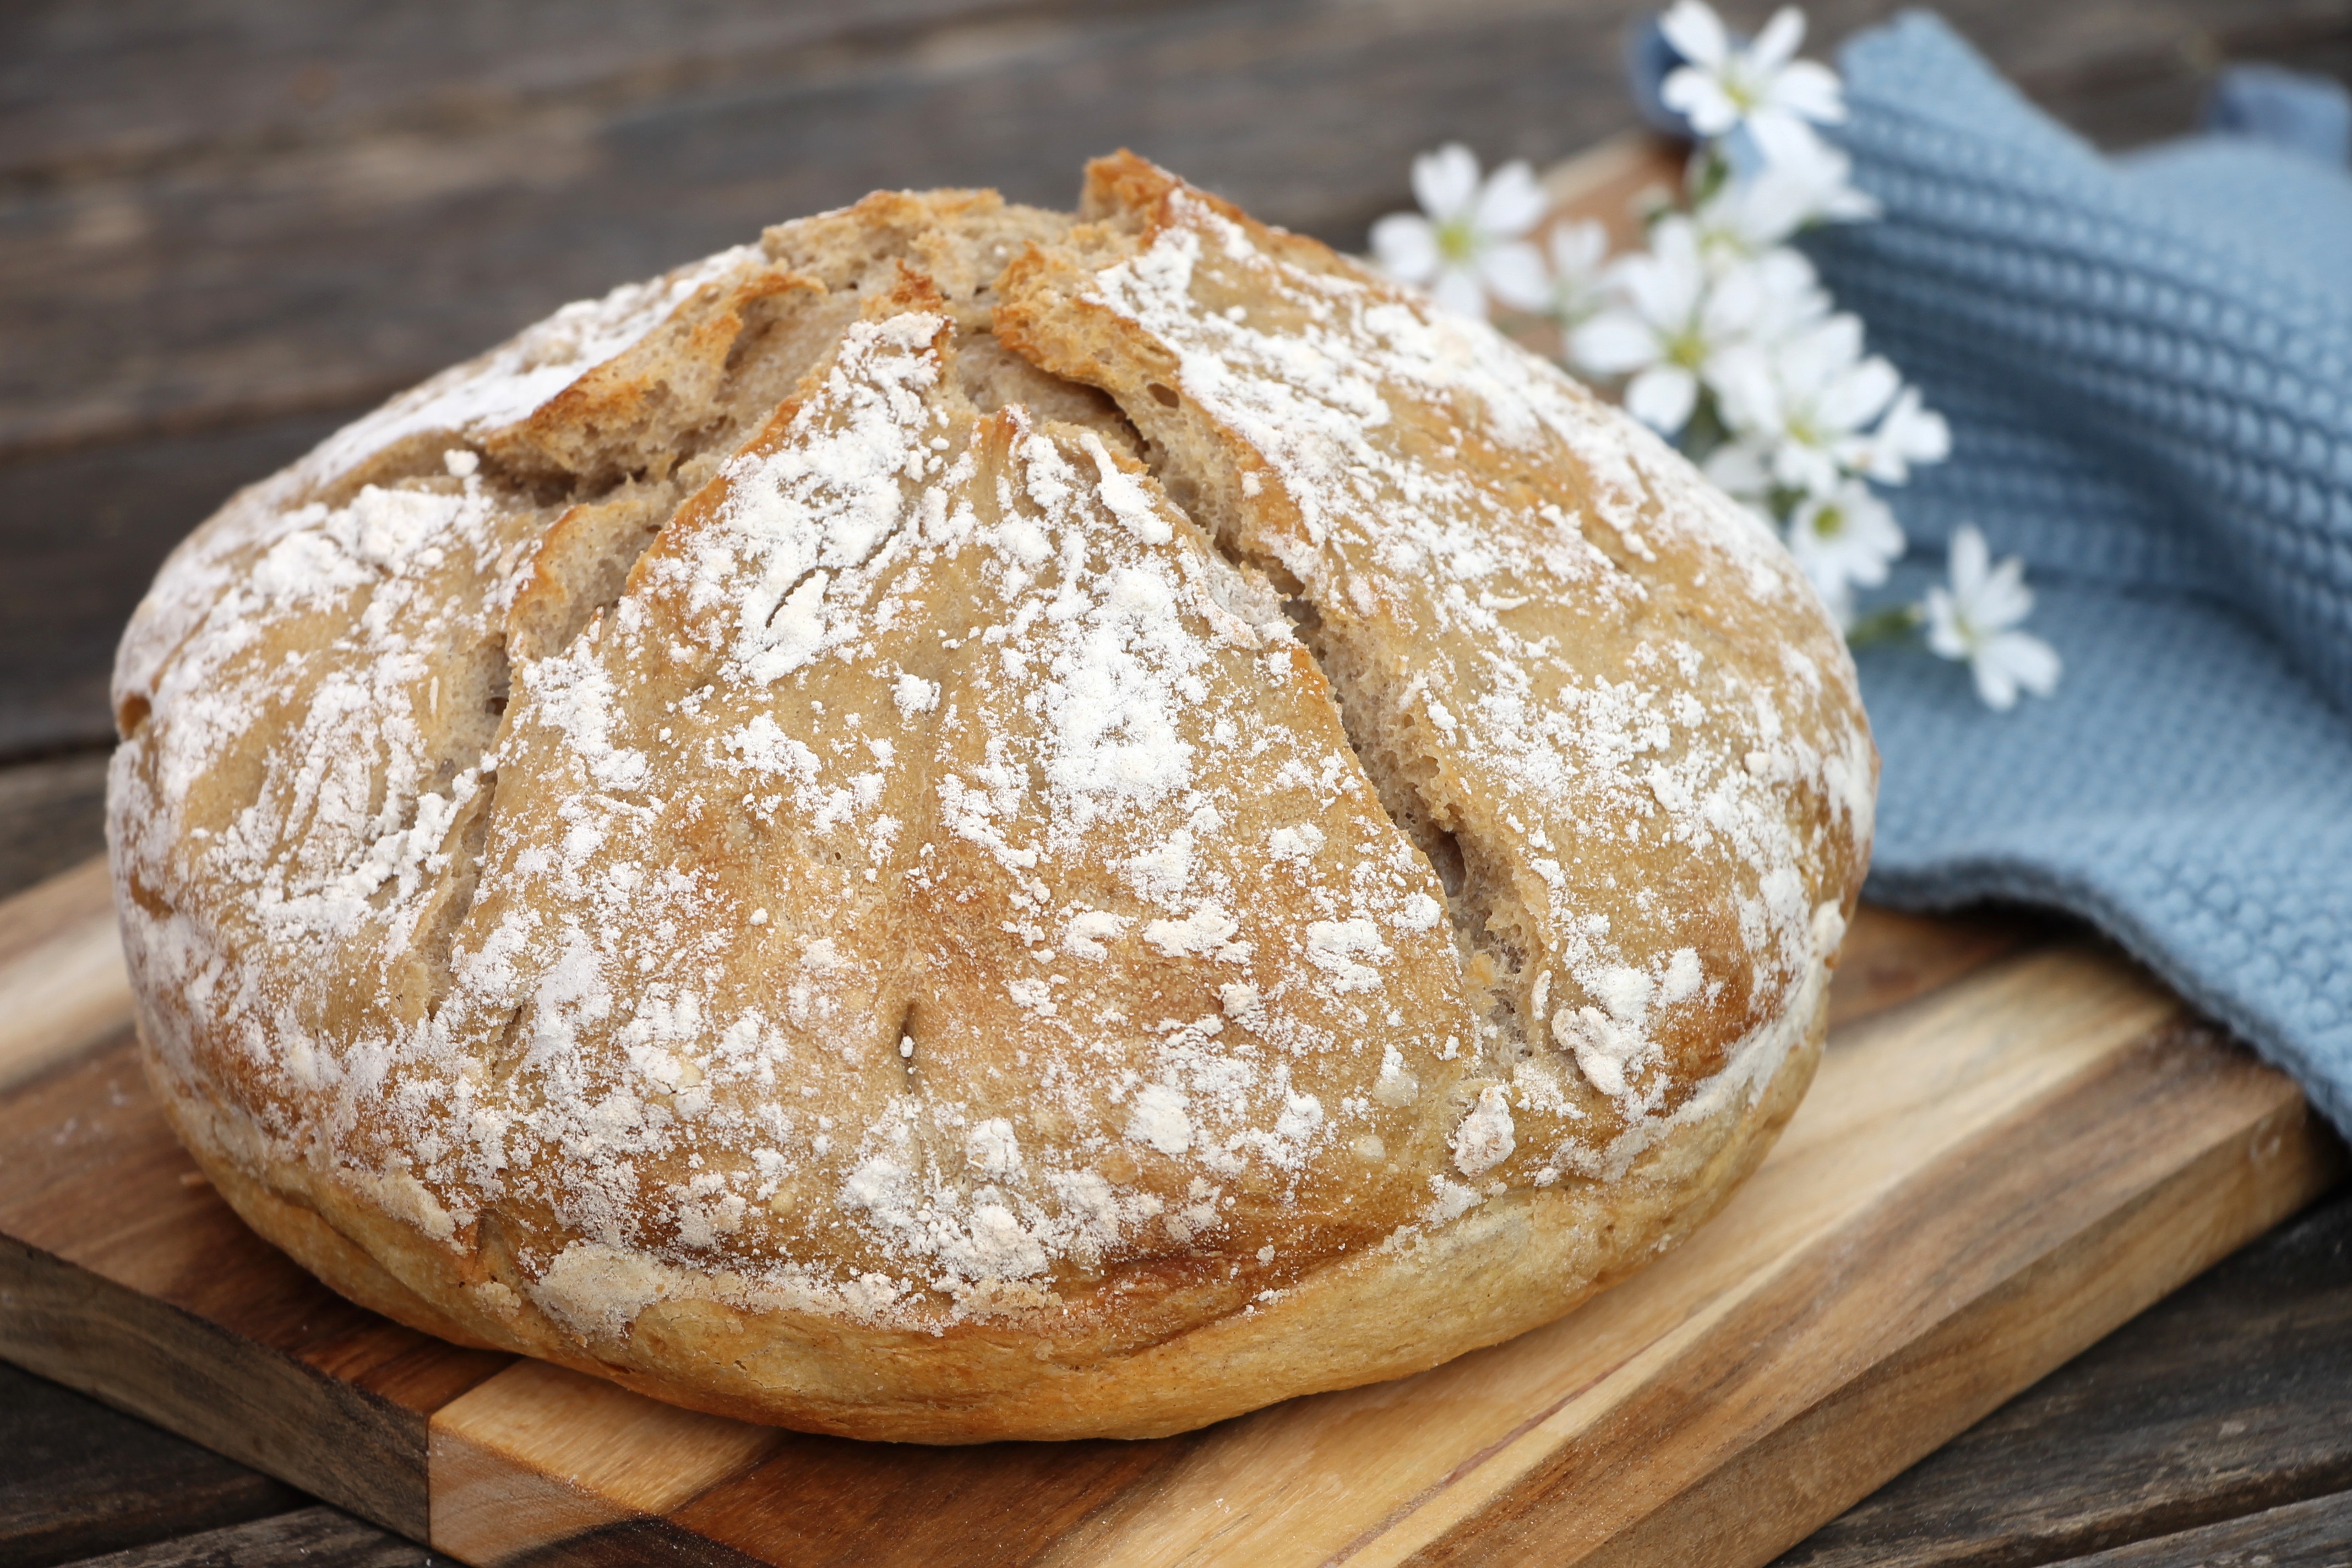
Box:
[1799,14,2352,1135]
[2203,62,2352,165]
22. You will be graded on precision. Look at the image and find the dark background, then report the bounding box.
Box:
[4,3,2351,1564]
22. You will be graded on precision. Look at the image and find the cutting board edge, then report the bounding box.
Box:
[0,1229,433,1542]
[1385,1048,2347,1567]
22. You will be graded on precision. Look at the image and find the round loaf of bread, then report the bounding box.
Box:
[108,154,1874,1442]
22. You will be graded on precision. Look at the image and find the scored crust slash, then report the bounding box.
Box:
[105,152,1874,1442]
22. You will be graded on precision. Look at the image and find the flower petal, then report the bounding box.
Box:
[1822,356,1901,433]
[1798,482,1905,590]
[1862,390,1952,481]
[1700,261,1769,341]
[1369,213,1440,284]
[1722,171,1811,249]
[1659,0,1729,68]
[1923,586,1969,660]
[1626,364,1699,434]
[1549,217,1608,277]
[1774,315,1864,396]
[1474,160,1548,238]
[1987,630,2062,698]
[1634,217,1707,324]
[1972,554,2035,631]
[1801,564,1856,628]
[1480,242,1552,312]
[1570,312,1662,375]
[1412,144,1481,221]
[1704,440,1773,498]
[1748,110,1831,167]
[1774,440,1843,499]
[1707,343,1779,432]
[1946,525,1991,599]
[1750,7,1806,69]
[1662,69,1741,137]
[1972,653,2021,710]
[1767,59,1847,124]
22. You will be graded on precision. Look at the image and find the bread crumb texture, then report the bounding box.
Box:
[108,159,1874,1440]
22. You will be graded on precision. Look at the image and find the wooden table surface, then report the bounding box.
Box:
[3,2,2349,1564]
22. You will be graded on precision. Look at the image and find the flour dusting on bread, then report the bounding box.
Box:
[108,161,1872,1441]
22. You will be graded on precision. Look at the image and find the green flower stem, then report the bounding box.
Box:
[1678,393,1731,467]
[1845,602,1924,648]
[1686,145,1730,207]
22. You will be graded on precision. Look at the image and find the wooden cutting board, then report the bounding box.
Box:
[0,853,2339,1567]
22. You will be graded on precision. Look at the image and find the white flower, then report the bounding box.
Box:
[1569,217,1799,434]
[1371,144,1550,319]
[1711,314,1901,497]
[1700,441,1774,508]
[1784,480,1904,623]
[1545,218,1610,328]
[1741,246,1834,345]
[1924,526,2061,709]
[1659,2,1847,165]
[1853,385,1952,483]
[1692,138,1878,274]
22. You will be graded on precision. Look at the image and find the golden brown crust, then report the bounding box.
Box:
[108,160,1872,1441]
[146,993,1821,1441]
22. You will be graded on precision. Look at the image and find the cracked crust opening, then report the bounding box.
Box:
[107,161,1873,1442]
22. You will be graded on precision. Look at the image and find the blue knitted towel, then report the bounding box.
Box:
[1637,12,2352,1135]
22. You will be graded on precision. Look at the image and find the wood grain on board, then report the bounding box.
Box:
[0,856,132,1095]
[0,848,2338,1566]
[1780,1185,2352,1567]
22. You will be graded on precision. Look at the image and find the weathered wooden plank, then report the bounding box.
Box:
[0,1233,433,1542]
[0,1359,302,1568]
[0,1,1075,182]
[667,1427,1184,1568]
[0,1033,503,1542]
[0,0,1642,459]
[1980,2,2352,151]
[7,0,2331,192]
[0,411,347,759]
[2049,1488,2352,1567]
[1774,1187,2352,1567]
[0,751,110,899]
[13,0,2345,465]
[50,1504,429,1568]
